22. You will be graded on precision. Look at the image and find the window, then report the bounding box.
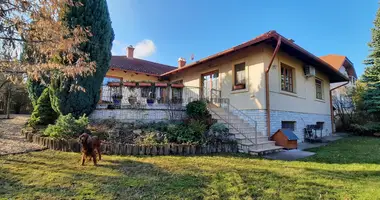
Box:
[282,121,296,131]
[315,78,323,100]
[233,62,246,89]
[103,76,122,86]
[316,122,324,129]
[281,63,294,92]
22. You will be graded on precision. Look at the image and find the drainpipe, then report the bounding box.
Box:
[265,37,282,137]
[329,81,349,134]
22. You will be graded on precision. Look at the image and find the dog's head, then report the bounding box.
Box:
[79,133,90,144]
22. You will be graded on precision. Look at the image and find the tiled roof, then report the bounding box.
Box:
[160,30,348,83]
[110,56,176,76]
[319,55,346,70]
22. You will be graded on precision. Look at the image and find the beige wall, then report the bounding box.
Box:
[264,45,331,115]
[168,45,266,110]
[106,69,160,82]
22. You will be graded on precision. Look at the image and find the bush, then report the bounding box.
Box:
[43,114,89,139]
[186,100,208,119]
[205,123,231,144]
[348,122,380,136]
[135,131,168,145]
[166,120,207,144]
[29,88,58,127]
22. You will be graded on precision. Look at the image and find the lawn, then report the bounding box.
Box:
[1,136,380,200]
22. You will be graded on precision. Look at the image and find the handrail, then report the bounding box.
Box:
[226,101,258,147]
[206,104,256,149]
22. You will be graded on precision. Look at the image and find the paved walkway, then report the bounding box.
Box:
[0,115,44,156]
[264,133,348,161]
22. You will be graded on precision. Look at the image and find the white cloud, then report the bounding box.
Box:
[133,39,156,59]
[111,39,156,59]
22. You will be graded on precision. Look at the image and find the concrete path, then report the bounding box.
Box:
[0,115,44,156]
[264,133,348,161]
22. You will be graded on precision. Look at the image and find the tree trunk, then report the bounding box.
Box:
[6,86,11,119]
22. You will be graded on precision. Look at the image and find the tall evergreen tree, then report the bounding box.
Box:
[50,0,114,117]
[363,6,380,118]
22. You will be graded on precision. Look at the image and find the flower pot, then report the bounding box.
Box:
[139,82,151,87]
[147,98,154,106]
[171,83,184,88]
[108,82,121,87]
[124,82,137,87]
[155,82,168,87]
[128,97,137,105]
[112,97,122,106]
[233,84,245,90]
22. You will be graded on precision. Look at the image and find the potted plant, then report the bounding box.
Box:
[233,83,245,90]
[128,95,137,105]
[112,93,123,106]
[146,92,155,106]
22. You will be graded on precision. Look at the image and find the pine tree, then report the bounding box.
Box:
[363,6,380,118]
[50,0,114,117]
[29,88,58,126]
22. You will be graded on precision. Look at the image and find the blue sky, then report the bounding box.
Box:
[107,0,378,76]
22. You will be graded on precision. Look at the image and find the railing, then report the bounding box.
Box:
[204,94,259,150]
[221,99,259,148]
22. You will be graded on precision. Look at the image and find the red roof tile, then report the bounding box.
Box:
[319,55,346,70]
[110,56,176,76]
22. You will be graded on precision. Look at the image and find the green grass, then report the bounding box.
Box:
[1,136,380,199]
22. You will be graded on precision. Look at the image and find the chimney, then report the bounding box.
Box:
[127,45,135,58]
[178,57,186,68]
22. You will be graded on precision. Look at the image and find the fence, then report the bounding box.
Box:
[23,131,238,156]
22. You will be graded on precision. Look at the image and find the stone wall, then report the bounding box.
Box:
[270,110,332,142]
[232,109,267,135]
[90,108,186,122]
[231,109,332,142]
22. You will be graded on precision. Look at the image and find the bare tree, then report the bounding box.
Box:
[0,0,95,84]
[332,86,355,130]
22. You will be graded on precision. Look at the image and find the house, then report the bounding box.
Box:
[94,30,349,153]
[320,55,357,131]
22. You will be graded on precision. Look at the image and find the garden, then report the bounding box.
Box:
[26,100,235,155]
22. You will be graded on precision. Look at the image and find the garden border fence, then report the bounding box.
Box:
[22,130,238,156]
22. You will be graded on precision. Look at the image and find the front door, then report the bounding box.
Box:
[201,71,219,102]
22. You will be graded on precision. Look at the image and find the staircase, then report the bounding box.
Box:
[208,105,283,155]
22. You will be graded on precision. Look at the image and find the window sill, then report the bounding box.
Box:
[315,98,325,103]
[231,88,249,94]
[279,90,298,97]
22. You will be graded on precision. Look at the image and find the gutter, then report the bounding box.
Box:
[265,36,282,137]
[329,81,350,133]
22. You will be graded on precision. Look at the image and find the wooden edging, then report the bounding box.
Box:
[22,131,238,156]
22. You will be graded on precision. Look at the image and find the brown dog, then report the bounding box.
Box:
[79,132,101,166]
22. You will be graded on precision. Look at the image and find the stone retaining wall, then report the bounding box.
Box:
[22,131,238,156]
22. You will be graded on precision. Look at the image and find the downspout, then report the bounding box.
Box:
[265,37,282,137]
[329,81,349,134]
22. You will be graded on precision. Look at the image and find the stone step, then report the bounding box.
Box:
[218,121,252,128]
[235,137,270,143]
[217,118,245,124]
[249,146,284,156]
[239,140,276,147]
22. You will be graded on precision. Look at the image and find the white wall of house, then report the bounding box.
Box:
[169,43,335,140]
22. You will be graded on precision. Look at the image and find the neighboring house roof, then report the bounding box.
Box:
[320,54,357,78]
[110,56,176,76]
[161,30,349,83]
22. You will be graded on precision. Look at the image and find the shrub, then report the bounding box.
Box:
[166,120,207,144]
[186,100,208,119]
[29,88,58,127]
[206,123,231,144]
[135,131,168,145]
[43,114,89,139]
[348,122,380,136]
